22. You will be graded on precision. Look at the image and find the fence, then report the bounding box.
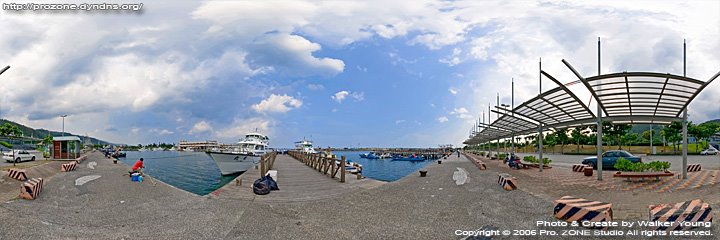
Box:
[259,151,277,177]
[287,151,346,183]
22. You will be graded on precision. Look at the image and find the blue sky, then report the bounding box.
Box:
[0,1,719,148]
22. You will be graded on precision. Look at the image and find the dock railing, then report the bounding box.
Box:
[288,151,346,183]
[259,151,277,177]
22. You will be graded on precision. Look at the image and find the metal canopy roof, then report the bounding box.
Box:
[465,59,719,145]
[564,60,720,125]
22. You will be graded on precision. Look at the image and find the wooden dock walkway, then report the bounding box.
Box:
[210,154,385,202]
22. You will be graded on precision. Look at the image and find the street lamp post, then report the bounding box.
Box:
[60,115,68,136]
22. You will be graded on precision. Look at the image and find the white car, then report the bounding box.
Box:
[700,148,719,155]
[3,150,36,163]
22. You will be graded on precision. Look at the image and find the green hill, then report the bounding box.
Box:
[0,119,111,145]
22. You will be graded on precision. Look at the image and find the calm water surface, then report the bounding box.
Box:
[119,151,239,196]
[333,151,435,182]
[118,150,436,194]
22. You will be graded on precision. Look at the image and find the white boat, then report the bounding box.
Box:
[295,138,316,154]
[207,132,270,175]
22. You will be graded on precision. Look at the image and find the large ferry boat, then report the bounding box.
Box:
[206,132,269,175]
[294,138,316,154]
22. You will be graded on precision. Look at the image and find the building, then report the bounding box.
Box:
[52,136,81,160]
[178,140,219,151]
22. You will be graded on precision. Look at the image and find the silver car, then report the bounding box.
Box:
[701,148,719,155]
[3,150,36,163]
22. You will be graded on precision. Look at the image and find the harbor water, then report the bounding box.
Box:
[118,150,436,195]
[333,151,435,182]
[118,151,239,196]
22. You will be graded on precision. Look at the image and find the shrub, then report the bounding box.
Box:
[542,158,552,165]
[498,153,507,159]
[615,158,671,172]
[614,158,634,171]
[0,141,11,148]
[523,155,536,162]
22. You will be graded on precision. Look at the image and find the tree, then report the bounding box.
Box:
[544,132,557,153]
[621,133,639,151]
[555,128,569,154]
[0,123,22,138]
[687,122,702,153]
[661,122,683,153]
[570,127,583,153]
[696,122,720,150]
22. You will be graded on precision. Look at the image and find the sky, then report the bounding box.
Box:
[0,0,718,148]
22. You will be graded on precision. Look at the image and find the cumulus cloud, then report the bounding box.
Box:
[450,107,473,120]
[189,121,213,134]
[448,88,458,95]
[214,117,272,141]
[437,116,449,123]
[252,94,303,113]
[331,90,364,103]
[1,0,717,146]
[332,91,349,103]
[247,34,345,76]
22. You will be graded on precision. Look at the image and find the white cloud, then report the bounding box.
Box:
[214,117,272,141]
[332,91,349,103]
[395,120,406,125]
[448,88,458,95]
[150,129,174,136]
[248,34,345,76]
[439,48,463,66]
[252,94,303,113]
[332,90,364,103]
[350,91,365,101]
[437,116,449,123]
[450,107,473,119]
[189,121,213,134]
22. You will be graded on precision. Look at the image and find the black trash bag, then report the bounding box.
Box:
[264,175,279,191]
[253,178,271,195]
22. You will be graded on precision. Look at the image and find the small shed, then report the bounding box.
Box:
[53,136,81,160]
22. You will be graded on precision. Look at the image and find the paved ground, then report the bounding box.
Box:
[1,151,717,239]
[466,152,720,221]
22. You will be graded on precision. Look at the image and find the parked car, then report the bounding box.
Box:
[581,150,642,170]
[700,148,719,155]
[3,150,36,163]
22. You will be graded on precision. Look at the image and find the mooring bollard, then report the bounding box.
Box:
[437,160,442,164]
[357,172,362,180]
[236,178,242,186]
[419,170,427,177]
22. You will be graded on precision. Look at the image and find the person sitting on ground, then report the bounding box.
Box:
[131,158,144,174]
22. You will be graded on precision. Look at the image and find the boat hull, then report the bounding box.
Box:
[206,151,260,175]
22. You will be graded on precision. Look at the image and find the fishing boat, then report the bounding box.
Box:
[359,153,369,158]
[365,152,380,159]
[379,153,392,159]
[336,160,362,174]
[206,132,269,175]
